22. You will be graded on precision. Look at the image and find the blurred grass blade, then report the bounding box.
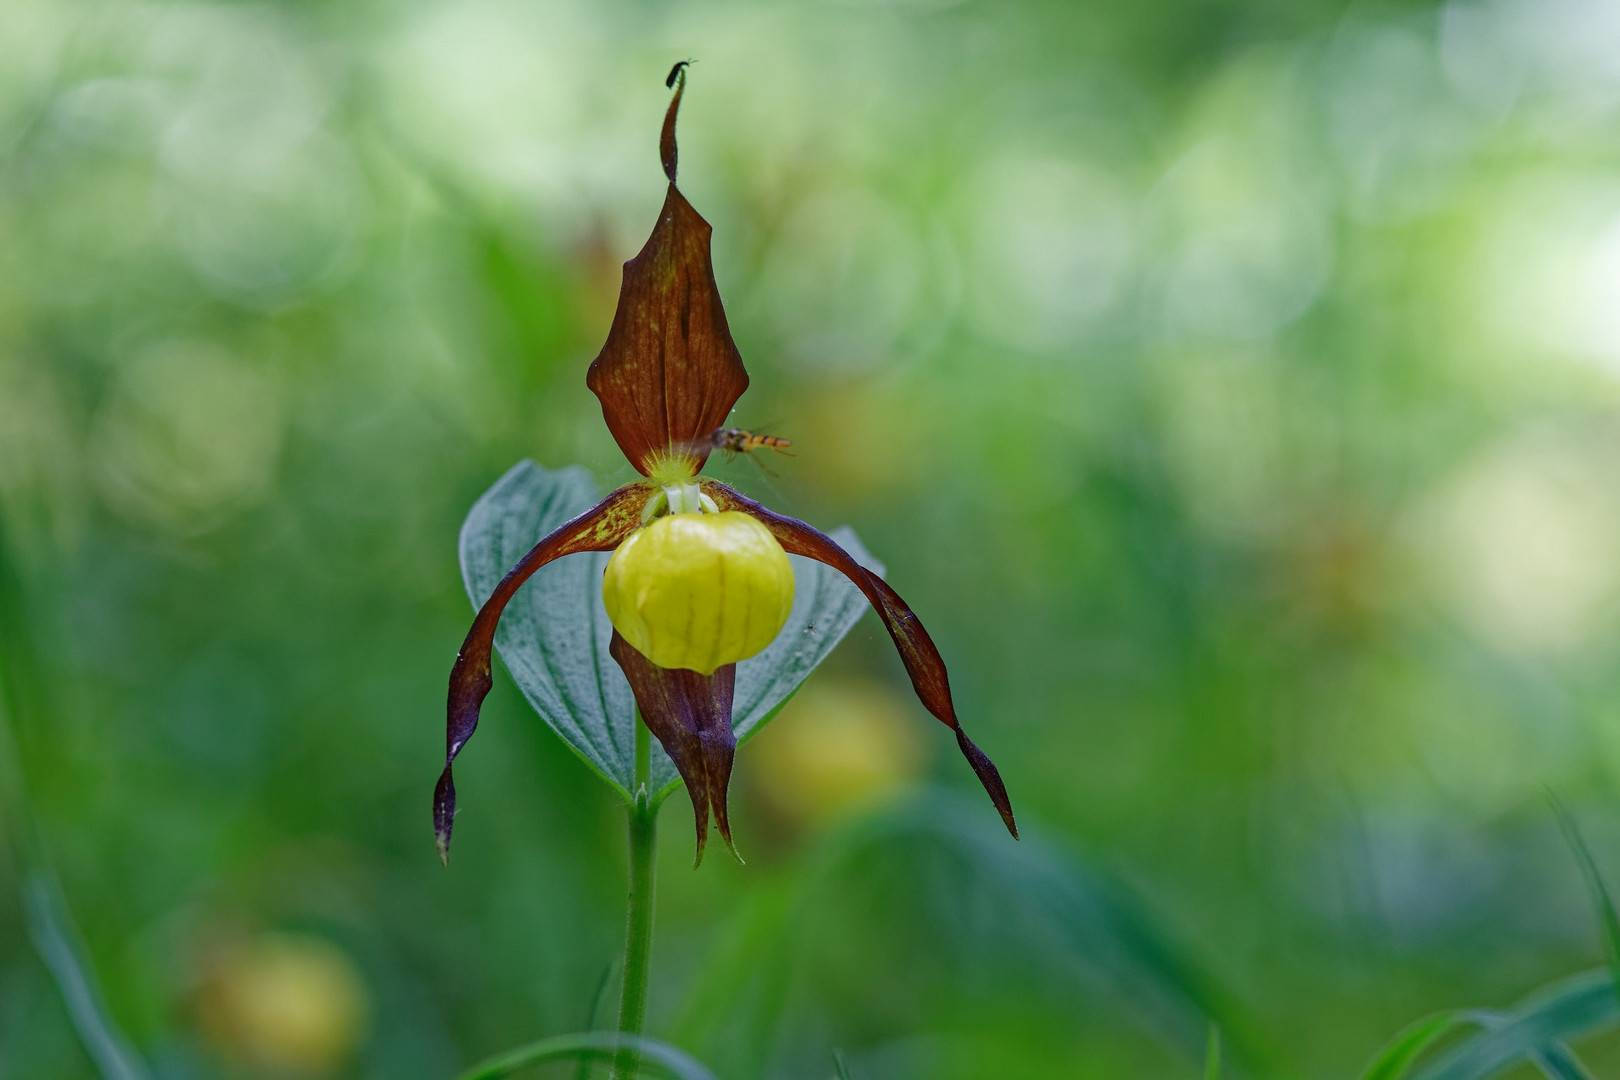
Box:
[454,1031,720,1080]
[573,961,617,1080]
[23,874,154,1080]
[1530,1043,1596,1080]
[1357,1012,1469,1080]
[1411,971,1616,1080]
[1205,1025,1220,1080]
[833,1048,854,1080]
[4,528,153,1080]
[1549,795,1620,1003]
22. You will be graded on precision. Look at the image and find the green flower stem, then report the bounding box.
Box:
[611,713,659,1080]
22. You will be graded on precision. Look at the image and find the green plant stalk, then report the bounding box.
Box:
[611,713,659,1080]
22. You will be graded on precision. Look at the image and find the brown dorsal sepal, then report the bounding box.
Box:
[586,66,749,476]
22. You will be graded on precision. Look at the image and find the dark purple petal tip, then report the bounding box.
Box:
[433,768,456,866]
[955,729,1019,841]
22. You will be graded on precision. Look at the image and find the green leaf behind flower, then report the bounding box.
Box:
[459,460,877,799]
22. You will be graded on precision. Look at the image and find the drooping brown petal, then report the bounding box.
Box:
[437,483,648,863]
[703,481,1019,839]
[609,630,740,866]
[585,69,748,476]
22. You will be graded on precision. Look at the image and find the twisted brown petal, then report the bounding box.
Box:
[586,68,748,475]
[609,631,740,866]
[704,481,1019,839]
[661,61,687,183]
[437,483,647,863]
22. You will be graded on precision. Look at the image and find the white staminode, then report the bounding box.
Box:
[640,480,719,524]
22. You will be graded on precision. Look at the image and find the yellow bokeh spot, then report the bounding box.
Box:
[603,510,795,674]
[195,932,369,1076]
[750,679,926,827]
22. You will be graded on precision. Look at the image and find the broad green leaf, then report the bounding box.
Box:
[1412,971,1617,1080]
[460,460,874,798]
[1357,1012,1468,1080]
[453,1031,720,1080]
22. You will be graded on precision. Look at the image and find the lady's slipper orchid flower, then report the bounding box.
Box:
[436,67,1016,863]
[602,509,797,675]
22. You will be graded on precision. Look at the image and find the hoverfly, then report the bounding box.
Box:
[677,426,795,476]
[709,427,793,458]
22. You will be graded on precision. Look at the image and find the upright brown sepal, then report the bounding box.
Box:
[437,483,648,864]
[609,631,742,865]
[704,480,1019,839]
[586,73,748,475]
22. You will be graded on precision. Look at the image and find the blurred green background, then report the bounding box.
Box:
[5,0,1620,1076]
